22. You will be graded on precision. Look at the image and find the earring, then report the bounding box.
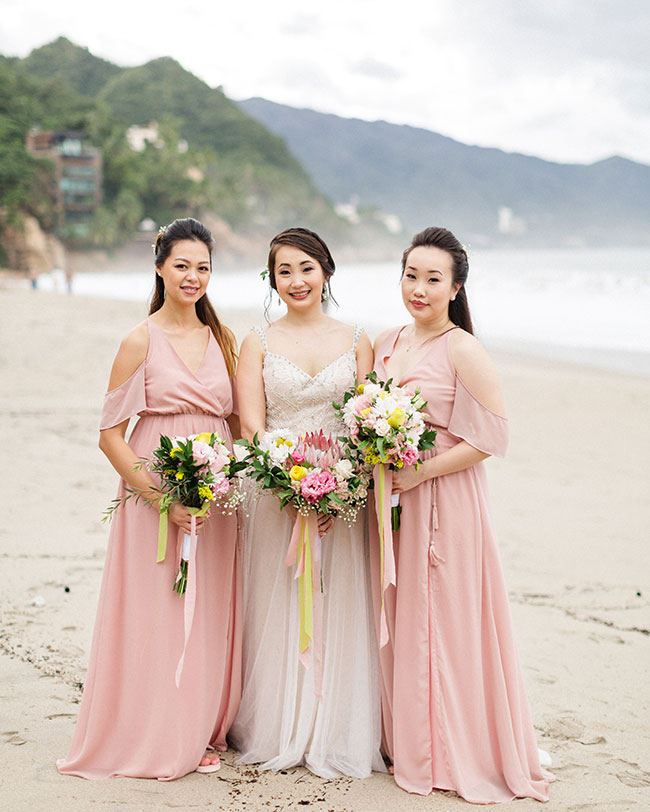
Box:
[321,284,329,303]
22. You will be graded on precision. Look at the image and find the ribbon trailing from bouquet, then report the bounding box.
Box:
[156,510,169,563]
[285,512,323,698]
[373,463,396,648]
[175,502,210,687]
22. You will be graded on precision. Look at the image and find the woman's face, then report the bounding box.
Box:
[156,239,211,305]
[273,244,326,310]
[401,245,460,323]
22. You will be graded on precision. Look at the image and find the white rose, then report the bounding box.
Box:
[334,459,354,479]
[374,418,391,436]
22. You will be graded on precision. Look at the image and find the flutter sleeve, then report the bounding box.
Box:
[99,362,147,430]
[448,374,508,457]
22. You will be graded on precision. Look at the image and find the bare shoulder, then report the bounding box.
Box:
[107,320,149,390]
[373,326,398,352]
[449,329,505,415]
[239,328,265,357]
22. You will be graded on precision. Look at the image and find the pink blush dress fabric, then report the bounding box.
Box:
[370,327,554,803]
[57,318,241,780]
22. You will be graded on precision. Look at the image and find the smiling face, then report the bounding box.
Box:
[156,239,211,305]
[273,244,327,310]
[401,245,461,324]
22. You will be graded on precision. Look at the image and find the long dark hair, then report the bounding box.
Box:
[267,227,337,304]
[401,226,473,335]
[150,217,237,376]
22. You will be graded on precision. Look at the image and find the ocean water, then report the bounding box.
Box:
[36,247,650,375]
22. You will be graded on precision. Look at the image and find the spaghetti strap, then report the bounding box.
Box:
[252,325,268,352]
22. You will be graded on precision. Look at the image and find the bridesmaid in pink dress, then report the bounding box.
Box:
[57,218,241,780]
[370,226,554,803]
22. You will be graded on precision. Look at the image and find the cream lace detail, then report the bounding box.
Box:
[254,325,361,436]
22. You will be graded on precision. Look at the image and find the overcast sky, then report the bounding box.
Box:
[3,0,649,166]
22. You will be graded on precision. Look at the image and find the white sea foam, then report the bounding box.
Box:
[34,247,650,373]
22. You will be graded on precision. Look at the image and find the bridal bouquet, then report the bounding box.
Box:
[237,429,370,691]
[239,428,370,525]
[334,371,437,529]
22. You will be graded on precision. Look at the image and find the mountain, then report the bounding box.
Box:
[21,37,123,98]
[238,98,650,246]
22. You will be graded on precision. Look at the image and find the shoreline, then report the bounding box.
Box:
[1,288,649,811]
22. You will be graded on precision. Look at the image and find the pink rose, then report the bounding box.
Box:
[209,453,230,474]
[400,446,418,467]
[291,450,305,464]
[192,440,212,464]
[212,477,231,495]
[300,471,337,504]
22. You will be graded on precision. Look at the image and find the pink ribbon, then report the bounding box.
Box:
[175,514,198,687]
[373,463,396,648]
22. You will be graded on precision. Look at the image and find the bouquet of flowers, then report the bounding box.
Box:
[334,372,436,647]
[237,428,370,691]
[334,371,437,529]
[105,431,246,594]
[240,428,370,525]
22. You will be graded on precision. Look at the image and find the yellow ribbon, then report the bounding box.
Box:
[297,517,314,654]
[377,464,386,610]
[156,500,210,563]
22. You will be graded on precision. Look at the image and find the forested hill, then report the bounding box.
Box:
[0,37,345,256]
[238,97,650,246]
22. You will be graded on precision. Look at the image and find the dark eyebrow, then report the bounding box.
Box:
[173,256,209,264]
[406,264,443,275]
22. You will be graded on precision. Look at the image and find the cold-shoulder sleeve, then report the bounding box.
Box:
[99,362,147,430]
[448,374,508,457]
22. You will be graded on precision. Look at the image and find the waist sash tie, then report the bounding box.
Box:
[285,512,323,698]
[429,469,445,567]
[373,463,397,648]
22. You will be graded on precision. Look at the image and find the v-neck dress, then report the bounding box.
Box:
[229,325,384,779]
[369,327,554,803]
[57,318,242,780]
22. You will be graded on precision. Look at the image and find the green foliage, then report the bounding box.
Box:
[0,37,345,249]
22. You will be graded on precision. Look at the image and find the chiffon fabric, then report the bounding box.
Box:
[229,326,384,779]
[57,318,241,780]
[370,327,554,803]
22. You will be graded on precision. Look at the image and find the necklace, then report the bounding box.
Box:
[405,323,455,352]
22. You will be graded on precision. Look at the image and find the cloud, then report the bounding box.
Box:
[351,58,401,81]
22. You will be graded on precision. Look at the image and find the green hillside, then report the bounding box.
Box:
[1,38,346,256]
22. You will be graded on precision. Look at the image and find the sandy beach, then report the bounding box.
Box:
[1,286,649,812]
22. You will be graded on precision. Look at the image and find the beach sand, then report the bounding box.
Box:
[1,287,649,811]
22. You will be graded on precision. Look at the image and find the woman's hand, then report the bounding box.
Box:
[167,501,205,534]
[317,513,335,536]
[392,464,426,494]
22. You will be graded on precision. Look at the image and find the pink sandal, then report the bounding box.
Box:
[196,753,221,773]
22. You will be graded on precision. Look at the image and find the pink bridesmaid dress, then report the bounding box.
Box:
[370,327,554,803]
[57,318,241,780]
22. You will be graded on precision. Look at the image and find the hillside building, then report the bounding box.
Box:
[25,129,103,236]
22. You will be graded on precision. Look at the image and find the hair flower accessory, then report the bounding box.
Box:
[152,224,168,255]
[260,265,269,281]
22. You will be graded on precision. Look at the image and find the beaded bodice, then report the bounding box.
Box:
[254,325,361,436]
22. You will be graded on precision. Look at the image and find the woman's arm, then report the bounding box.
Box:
[355,330,374,382]
[235,331,266,441]
[98,324,203,532]
[392,331,504,493]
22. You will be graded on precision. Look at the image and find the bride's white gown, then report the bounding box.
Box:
[229,326,384,778]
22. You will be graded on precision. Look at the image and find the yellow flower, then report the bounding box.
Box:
[176,471,184,480]
[361,407,371,416]
[198,485,215,500]
[165,468,175,476]
[290,465,306,481]
[387,408,405,428]
[195,432,213,444]
[395,460,404,469]
[275,437,293,448]
[170,447,182,458]
[378,391,389,400]
[356,383,365,394]
[365,453,380,466]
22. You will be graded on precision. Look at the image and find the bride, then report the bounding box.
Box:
[229,227,384,778]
